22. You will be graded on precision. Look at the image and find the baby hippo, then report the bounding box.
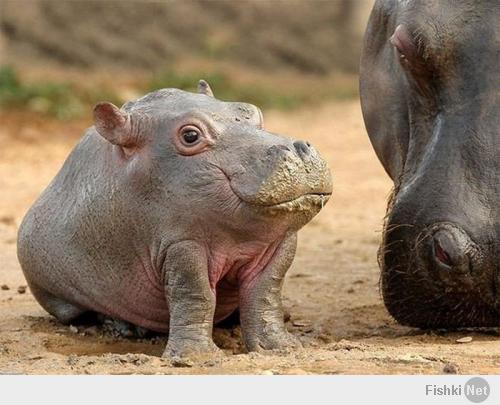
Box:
[17,81,332,358]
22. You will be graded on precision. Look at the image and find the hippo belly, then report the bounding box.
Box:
[92,262,243,332]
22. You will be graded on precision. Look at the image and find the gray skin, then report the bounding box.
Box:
[360,0,499,328]
[17,81,332,357]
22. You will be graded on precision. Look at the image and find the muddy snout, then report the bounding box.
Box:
[228,135,332,220]
[255,139,332,208]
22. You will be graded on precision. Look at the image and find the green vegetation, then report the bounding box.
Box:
[0,65,358,120]
[0,66,121,120]
[148,70,303,110]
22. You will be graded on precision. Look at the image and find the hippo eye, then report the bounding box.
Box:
[180,127,202,147]
[175,125,213,156]
[182,129,200,145]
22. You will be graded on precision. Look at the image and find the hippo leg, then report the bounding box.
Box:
[162,241,221,358]
[29,283,88,324]
[239,234,302,352]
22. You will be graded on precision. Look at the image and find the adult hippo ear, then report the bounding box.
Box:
[359,1,409,182]
[93,102,137,153]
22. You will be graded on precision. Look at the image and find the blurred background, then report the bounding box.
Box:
[0,0,373,118]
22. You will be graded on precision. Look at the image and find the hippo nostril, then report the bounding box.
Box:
[430,227,471,270]
[276,144,291,152]
[293,140,311,158]
[433,239,453,267]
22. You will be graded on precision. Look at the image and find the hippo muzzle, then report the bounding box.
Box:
[227,137,332,226]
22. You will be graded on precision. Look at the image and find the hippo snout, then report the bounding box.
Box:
[381,215,499,328]
[229,137,332,217]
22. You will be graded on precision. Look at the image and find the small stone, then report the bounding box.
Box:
[1,284,9,291]
[443,363,459,374]
[69,325,78,334]
[17,286,27,294]
[67,355,79,366]
[122,354,150,365]
[346,287,355,294]
[261,369,274,375]
[247,352,263,360]
[292,319,312,327]
[456,336,473,344]
[170,357,193,368]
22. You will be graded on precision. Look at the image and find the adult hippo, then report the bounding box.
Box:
[360,0,499,327]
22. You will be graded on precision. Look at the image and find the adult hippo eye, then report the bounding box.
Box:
[182,129,200,145]
[390,25,416,65]
[390,24,436,98]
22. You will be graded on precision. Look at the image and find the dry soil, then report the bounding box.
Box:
[0,102,499,374]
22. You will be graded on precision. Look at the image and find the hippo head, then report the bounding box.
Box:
[93,81,332,243]
[360,1,499,327]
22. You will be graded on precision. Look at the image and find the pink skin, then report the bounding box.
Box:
[105,163,289,333]
[104,238,285,333]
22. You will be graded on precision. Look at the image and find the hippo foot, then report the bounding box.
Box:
[162,339,224,361]
[245,330,302,353]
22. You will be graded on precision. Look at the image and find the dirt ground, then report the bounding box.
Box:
[0,101,499,374]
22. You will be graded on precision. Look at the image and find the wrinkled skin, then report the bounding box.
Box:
[360,0,499,327]
[17,81,332,357]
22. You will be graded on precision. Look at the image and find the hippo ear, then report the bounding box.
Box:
[93,102,134,147]
[198,79,214,97]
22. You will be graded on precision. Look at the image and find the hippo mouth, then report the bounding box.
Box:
[215,165,332,213]
[255,192,332,212]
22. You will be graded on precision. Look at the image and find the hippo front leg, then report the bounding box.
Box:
[162,241,221,358]
[239,233,302,352]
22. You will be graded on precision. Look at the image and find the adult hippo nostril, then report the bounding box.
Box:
[430,226,472,272]
[433,239,453,268]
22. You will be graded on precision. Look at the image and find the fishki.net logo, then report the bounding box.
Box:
[426,377,490,403]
